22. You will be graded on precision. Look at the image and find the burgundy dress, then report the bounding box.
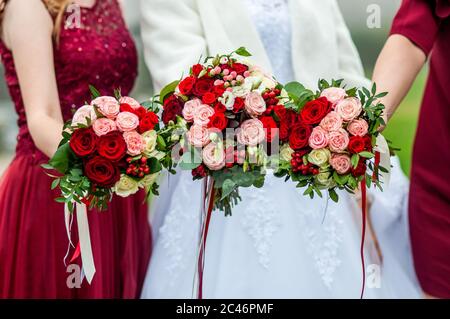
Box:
[0,0,151,298]
[391,0,450,298]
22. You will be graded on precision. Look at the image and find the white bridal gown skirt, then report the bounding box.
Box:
[142,157,420,299]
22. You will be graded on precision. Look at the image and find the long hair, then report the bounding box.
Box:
[0,0,70,40]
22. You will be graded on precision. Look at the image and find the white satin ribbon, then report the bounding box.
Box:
[75,202,96,284]
[374,134,391,186]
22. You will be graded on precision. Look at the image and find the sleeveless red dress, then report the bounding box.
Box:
[0,0,151,298]
[391,0,450,298]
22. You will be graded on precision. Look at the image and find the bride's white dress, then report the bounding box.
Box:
[141,0,421,299]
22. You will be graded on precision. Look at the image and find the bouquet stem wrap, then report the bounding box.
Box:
[193,177,215,299]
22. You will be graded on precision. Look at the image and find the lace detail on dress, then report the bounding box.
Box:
[240,178,281,269]
[296,196,344,288]
[158,178,201,286]
[243,0,296,84]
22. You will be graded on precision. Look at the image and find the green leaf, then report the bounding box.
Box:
[159,80,180,104]
[359,151,375,159]
[51,178,60,190]
[221,179,236,200]
[89,85,101,99]
[148,157,162,173]
[351,154,360,169]
[284,82,306,98]
[371,82,377,95]
[234,47,252,57]
[49,143,72,174]
[329,188,339,203]
[156,135,167,149]
[41,163,54,170]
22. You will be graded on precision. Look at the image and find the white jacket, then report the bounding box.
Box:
[140,0,370,92]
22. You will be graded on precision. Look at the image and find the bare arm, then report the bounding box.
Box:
[3,0,64,157]
[372,34,427,124]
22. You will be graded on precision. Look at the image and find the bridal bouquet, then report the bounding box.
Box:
[44,88,168,212]
[159,48,282,215]
[274,79,391,202]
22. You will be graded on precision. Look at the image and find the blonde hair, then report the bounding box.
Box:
[1,0,70,40]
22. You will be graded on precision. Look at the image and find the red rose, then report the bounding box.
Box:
[260,116,278,142]
[202,92,216,105]
[351,159,367,177]
[273,104,287,120]
[179,76,196,95]
[120,103,134,113]
[289,123,312,150]
[279,123,289,142]
[192,64,204,77]
[120,104,146,119]
[299,97,331,125]
[70,127,98,157]
[348,136,366,154]
[84,155,120,188]
[213,101,226,113]
[363,135,373,152]
[231,62,248,75]
[192,164,207,179]
[233,97,245,113]
[139,111,159,133]
[208,112,228,131]
[134,106,147,119]
[162,94,184,125]
[97,131,127,161]
[213,84,226,96]
[193,78,214,97]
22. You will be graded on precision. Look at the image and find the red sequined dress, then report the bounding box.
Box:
[0,0,151,298]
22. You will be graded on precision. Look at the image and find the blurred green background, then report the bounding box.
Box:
[0,0,425,175]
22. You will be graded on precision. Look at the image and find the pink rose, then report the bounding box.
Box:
[319,111,343,132]
[320,87,347,106]
[347,119,369,137]
[123,131,144,156]
[72,105,97,126]
[328,129,350,153]
[308,127,329,149]
[116,111,139,132]
[245,91,266,118]
[92,96,120,119]
[202,143,225,171]
[119,96,141,109]
[92,118,117,136]
[335,97,362,122]
[182,98,202,122]
[330,153,352,175]
[237,119,265,146]
[187,124,210,147]
[193,104,215,126]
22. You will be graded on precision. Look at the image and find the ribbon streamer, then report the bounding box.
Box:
[193,177,215,299]
[64,202,96,285]
[360,178,367,299]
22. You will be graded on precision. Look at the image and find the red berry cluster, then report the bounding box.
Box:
[126,156,151,178]
[263,89,282,115]
[291,152,319,175]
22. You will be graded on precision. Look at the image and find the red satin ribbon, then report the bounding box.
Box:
[360,178,367,299]
[70,242,81,263]
[197,180,215,299]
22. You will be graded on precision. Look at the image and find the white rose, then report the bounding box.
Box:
[139,173,159,190]
[114,175,139,197]
[280,144,294,162]
[142,130,157,157]
[315,171,335,189]
[308,149,331,167]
